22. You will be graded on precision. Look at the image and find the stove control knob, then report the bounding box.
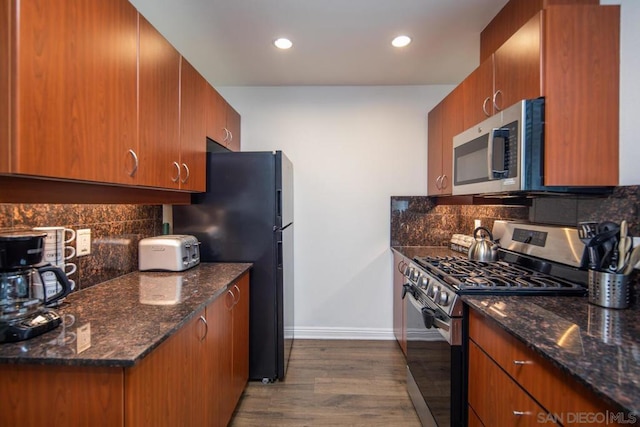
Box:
[429,285,440,300]
[418,276,429,289]
[410,269,420,281]
[404,265,412,277]
[438,291,449,306]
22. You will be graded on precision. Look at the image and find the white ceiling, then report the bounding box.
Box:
[128,0,509,87]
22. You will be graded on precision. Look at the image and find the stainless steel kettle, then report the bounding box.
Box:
[468,226,500,263]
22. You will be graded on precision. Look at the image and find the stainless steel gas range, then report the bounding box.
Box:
[402,221,588,427]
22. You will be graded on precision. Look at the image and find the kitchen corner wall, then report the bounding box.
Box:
[0,204,162,290]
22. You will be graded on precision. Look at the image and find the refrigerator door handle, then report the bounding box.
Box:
[277,189,283,222]
[277,240,283,267]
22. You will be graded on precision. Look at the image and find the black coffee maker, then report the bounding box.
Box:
[0,229,72,343]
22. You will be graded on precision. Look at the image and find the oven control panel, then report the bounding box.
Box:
[404,262,461,318]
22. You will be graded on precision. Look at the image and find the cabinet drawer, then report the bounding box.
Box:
[469,309,615,426]
[469,340,553,427]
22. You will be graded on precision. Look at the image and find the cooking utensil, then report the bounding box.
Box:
[623,245,640,275]
[468,226,500,263]
[616,237,632,273]
[578,222,599,269]
[617,220,630,272]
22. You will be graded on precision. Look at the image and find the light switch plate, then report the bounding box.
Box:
[77,228,91,256]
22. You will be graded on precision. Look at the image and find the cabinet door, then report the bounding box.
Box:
[179,58,207,191]
[138,15,181,188]
[493,12,542,112]
[125,309,207,426]
[231,274,250,401]
[392,252,407,356]
[543,5,619,186]
[468,340,552,427]
[12,0,138,184]
[462,56,494,129]
[440,85,464,194]
[427,102,444,195]
[206,85,228,146]
[0,365,123,426]
[208,288,235,426]
[0,1,9,174]
[226,104,242,152]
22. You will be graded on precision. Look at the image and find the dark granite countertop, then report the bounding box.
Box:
[464,295,640,415]
[0,263,252,368]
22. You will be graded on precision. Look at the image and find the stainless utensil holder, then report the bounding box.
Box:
[588,270,630,309]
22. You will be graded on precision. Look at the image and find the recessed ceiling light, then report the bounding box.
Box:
[391,35,412,48]
[274,38,293,50]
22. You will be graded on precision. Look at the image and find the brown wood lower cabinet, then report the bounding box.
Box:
[0,272,250,427]
[468,308,618,427]
[392,251,408,355]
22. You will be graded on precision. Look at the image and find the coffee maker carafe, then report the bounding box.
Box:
[0,229,72,343]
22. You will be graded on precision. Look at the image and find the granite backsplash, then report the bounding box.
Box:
[391,186,640,246]
[0,204,162,290]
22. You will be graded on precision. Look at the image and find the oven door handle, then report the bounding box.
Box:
[408,293,450,332]
[422,307,450,332]
[401,283,412,299]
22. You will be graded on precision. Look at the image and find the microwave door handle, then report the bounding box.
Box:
[487,128,496,180]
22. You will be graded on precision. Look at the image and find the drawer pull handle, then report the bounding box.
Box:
[513,411,529,416]
[513,360,532,365]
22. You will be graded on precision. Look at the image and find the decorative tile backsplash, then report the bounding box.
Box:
[391,186,640,246]
[0,204,162,290]
[390,197,529,246]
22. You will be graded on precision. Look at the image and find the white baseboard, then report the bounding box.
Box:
[293,326,395,340]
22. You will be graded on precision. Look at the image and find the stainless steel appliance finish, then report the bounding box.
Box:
[173,150,294,382]
[138,234,201,272]
[453,99,543,195]
[402,220,589,426]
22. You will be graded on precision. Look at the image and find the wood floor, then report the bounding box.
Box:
[230,340,421,426]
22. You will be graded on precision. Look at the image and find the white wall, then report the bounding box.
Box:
[217,86,452,339]
[218,0,640,339]
[602,0,640,185]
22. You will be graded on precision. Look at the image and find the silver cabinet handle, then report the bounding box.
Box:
[493,89,503,111]
[127,149,139,177]
[198,315,208,342]
[171,161,180,183]
[233,284,241,307]
[482,96,491,117]
[435,175,442,190]
[440,175,448,190]
[181,163,190,184]
[227,289,236,311]
[223,128,230,143]
[513,360,532,365]
[228,129,233,143]
[513,411,529,416]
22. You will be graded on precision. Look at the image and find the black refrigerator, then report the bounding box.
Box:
[173,150,294,382]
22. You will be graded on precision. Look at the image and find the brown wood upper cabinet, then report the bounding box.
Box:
[137,15,181,189]
[207,86,242,151]
[456,4,619,187]
[3,0,138,184]
[463,13,542,128]
[179,58,207,191]
[428,85,464,195]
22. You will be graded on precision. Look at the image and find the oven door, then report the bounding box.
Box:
[405,290,464,427]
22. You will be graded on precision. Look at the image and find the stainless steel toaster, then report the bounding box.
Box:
[138,235,200,272]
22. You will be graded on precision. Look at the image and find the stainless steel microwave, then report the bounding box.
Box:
[452,98,545,195]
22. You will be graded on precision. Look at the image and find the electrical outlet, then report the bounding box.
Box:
[77,229,91,256]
